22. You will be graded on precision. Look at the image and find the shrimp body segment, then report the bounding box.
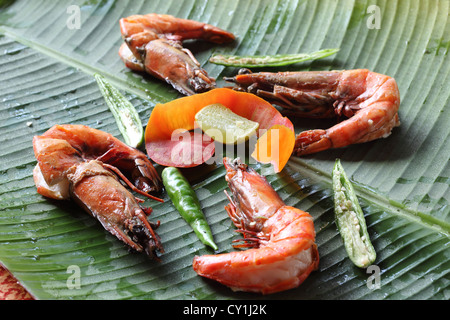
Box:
[119,13,235,95]
[32,125,163,259]
[120,13,235,59]
[226,69,400,155]
[193,158,319,294]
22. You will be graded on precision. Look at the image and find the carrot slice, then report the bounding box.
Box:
[145,88,294,171]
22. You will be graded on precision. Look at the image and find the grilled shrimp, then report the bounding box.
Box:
[193,158,319,294]
[32,124,163,259]
[226,69,400,155]
[119,13,235,95]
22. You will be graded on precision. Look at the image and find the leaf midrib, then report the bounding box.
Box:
[0,25,171,105]
[288,158,450,237]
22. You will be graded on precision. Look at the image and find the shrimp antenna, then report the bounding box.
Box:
[102,163,164,203]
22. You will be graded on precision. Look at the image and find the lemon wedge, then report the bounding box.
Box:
[195,104,259,144]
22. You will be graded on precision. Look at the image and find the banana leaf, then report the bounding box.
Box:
[0,0,448,300]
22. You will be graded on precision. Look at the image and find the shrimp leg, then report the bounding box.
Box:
[33,125,164,259]
[193,158,319,294]
[119,13,235,95]
[226,69,401,155]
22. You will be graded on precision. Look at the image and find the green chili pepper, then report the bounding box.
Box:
[332,159,376,268]
[209,48,339,68]
[94,73,144,148]
[162,167,218,251]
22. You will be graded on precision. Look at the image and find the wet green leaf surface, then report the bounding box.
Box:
[0,0,448,299]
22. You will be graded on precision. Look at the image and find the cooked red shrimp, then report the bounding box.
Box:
[193,158,319,294]
[226,69,400,155]
[119,13,235,95]
[32,124,163,259]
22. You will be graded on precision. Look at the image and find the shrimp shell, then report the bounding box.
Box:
[33,124,163,259]
[119,13,235,95]
[226,69,400,155]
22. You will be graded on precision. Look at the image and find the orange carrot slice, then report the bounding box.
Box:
[145,88,294,172]
[251,124,296,173]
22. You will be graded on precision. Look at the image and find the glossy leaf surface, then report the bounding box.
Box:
[0,0,449,300]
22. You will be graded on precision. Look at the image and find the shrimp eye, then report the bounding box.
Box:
[238,68,252,75]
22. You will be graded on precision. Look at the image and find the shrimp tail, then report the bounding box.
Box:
[294,129,331,156]
[119,43,145,73]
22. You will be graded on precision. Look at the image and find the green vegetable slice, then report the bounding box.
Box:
[162,167,218,251]
[195,103,259,144]
[209,48,339,67]
[333,159,376,268]
[94,73,144,148]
